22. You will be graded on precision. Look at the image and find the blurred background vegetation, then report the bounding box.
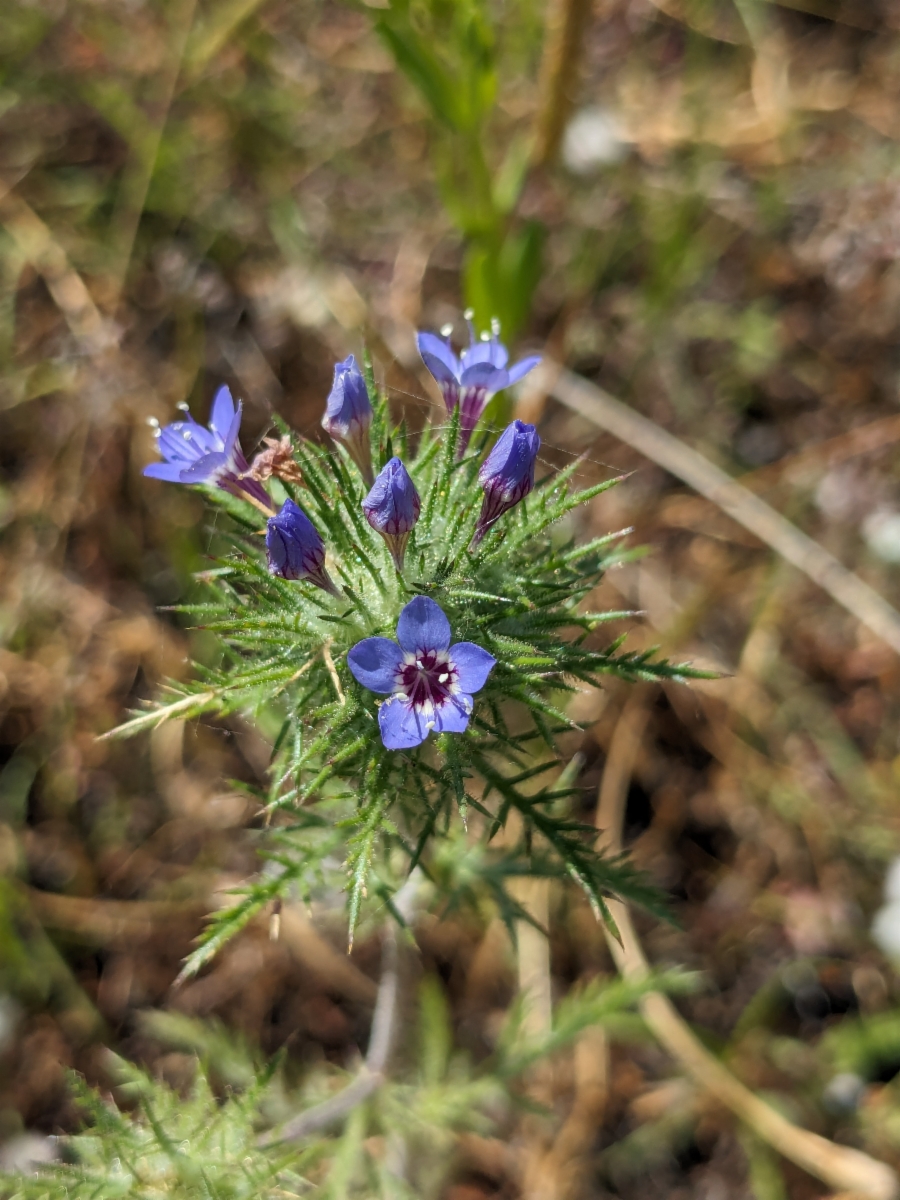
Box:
[4,0,900,1195]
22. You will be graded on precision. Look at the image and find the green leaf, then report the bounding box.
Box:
[375,20,462,131]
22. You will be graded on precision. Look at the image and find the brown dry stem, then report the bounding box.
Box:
[547,362,900,659]
[594,694,900,1200]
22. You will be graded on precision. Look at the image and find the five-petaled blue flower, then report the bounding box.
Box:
[322,354,374,485]
[266,499,339,596]
[473,419,541,545]
[417,316,540,455]
[348,596,495,750]
[362,456,420,571]
[144,385,272,510]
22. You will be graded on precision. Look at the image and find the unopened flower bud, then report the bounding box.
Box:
[362,457,420,571]
[472,420,540,545]
[266,499,339,595]
[321,355,374,484]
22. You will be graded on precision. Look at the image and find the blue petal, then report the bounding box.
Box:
[222,400,243,458]
[266,524,290,574]
[460,338,508,370]
[396,596,451,655]
[479,420,540,491]
[143,461,188,482]
[157,422,201,464]
[450,643,496,694]
[379,697,428,749]
[507,356,541,386]
[362,457,420,535]
[459,362,508,391]
[416,332,460,381]
[181,451,227,482]
[347,637,402,694]
[432,694,473,735]
[209,385,236,442]
[324,356,371,434]
[420,352,460,391]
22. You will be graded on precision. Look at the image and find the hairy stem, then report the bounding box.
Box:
[261,869,427,1144]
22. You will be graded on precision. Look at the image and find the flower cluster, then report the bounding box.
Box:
[134,307,700,962]
[144,317,540,749]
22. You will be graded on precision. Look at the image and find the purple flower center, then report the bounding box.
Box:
[395,651,458,712]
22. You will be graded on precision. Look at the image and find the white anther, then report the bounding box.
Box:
[395,693,408,702]
[182,429,192,439]
[425,721,435,731]
[416,659,425,669]
[438,673,449,683]
[153,428,161,438]
[491,316,501,336]
[440,323,454,338]
[176,401,190,412]
[146,416,160,428]
[463,307,474,320]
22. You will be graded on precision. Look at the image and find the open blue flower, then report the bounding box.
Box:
[348,596,495,750]
[322,355,374,484]
[472,419,541,545]
[417,317,540,455]
[144,385,272,509]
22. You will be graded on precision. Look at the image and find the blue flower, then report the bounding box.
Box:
[472,419,541,545]
[321,354,374,484]
[144,386,272,509]
[416,316,540,455]
[362,457,420,571]
[266,499,339,596]
[348,596,495,750]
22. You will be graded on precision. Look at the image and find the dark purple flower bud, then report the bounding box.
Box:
[266,499,339,596]
[416,314,541,456]
[143,386,274,511]
[472,420,541,546]
[362,457,421,571]
[321,354,374,484]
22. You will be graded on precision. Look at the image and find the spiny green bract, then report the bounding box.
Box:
[114,376,710,961]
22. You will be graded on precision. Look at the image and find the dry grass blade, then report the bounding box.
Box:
[0,184,115,354]
[278,906,378,1007]
[547,362,900,658]
[26,887,208,950]
[738,412,900,494]
[595,694,900,1200]
[108,0,199,308]
[531,0,594,168]
[184,0,270,79]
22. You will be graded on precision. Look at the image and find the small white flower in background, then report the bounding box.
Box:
[871,856,900,960]
[562,106,630,174]
[822,1071,866,1114]
[862,508,900,563]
